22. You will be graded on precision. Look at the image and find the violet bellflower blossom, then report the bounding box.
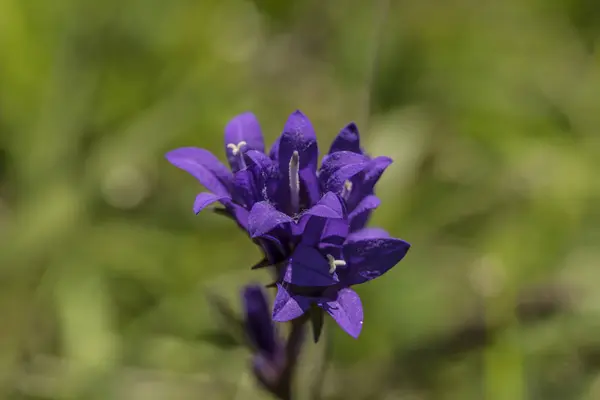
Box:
[248,192,411,338]
[243,110,392,232]
[165,110,392,235]
[323,122,392,231]
[165,112,267,230]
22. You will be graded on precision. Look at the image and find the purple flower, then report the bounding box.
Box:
[166,110,394,259]
[248,193,410,338]
[247,111,392,230]
[165,112,272,229]
[323,123,393,231]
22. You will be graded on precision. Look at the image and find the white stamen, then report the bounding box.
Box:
[289,150,300,213]
[326,254,346,274]
[227,141,247,168]
[341,180,353,201]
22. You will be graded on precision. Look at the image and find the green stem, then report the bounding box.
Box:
[276,314,309,400]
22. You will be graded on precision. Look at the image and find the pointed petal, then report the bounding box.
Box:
[278,110,318,170]
[224,112,265,171]
[302,192,345,220]
[319,151,370,194]
[193,192,229,214]
[278,111,320,210]
[244,149,274,170]
[342,237,411,285]
[349,212,372,232]
[224,112,265,153]
[348,195,380,231]
[268,135,281,161]
[232,169,257,207]
[322,288,363,338]
[243,285,278,355]
[256,236,288,265]
[295,192,347,244]
[348,195,380,221]
[329,122,362,154]
[283,244,339,286]
[300,216,349,248]
[166,147,232,196]
[242,150,280,204]
[248,201,293,238]
[273,284,311,322]
[299,168,320,208]
[346,227,390,243]
[220,199,250,230]
[362,156,393,193]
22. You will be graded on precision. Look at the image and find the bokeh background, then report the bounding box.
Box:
[1,0,600,399]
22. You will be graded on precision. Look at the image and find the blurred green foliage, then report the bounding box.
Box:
[1,0,600,399]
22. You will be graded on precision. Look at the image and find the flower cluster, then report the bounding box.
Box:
[166,110,410,339]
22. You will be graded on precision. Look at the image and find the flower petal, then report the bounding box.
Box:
[342,237,411,285]
[248,201,293,239]
[300,217,349,249]
[243,285,278,355]
[224,112,265,151]
[283,244,339,286]
[256,235,288,265]
[362,156,393,193]
[299,168,320,208]
[219,199,250,230]
[319,151,370,194]
[321,287,363,338]
[292,192,349,246]
[232,169,257,207]
[346,227,390,242]
[348,195,380,231]
[278,110,320,210]
[279,110,318,163]
[243,150,280,204]
[348,195,380,221]
[224,112,266,171]
[273,284,311,322]
[329,122,362,154]
[294,192,347,243]
[302,192,345,219]
[193,192,229,214]
[244,149,275,170]
[268,136,281,161]
[166,147,232,196]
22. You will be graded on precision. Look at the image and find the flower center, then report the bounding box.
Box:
[326,254,346,274]
[289,150,300,214]
[341,180,353,201]
[227,141,247,168]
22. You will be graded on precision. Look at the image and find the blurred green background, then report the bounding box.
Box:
[1,0,600,399]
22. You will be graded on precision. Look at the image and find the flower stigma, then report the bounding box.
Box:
[227,141,247,168]
[341,180,353,201]
[289,150,300,214]
[326,254,346,274]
